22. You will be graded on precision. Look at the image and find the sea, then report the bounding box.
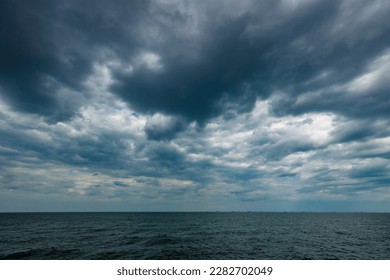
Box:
[0,212,389,260]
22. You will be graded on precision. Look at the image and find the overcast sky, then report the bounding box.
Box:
[1,0,390,212]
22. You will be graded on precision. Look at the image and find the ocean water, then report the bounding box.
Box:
[0,212,389,260]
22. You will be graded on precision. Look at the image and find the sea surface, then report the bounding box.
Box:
[0,212,389,259]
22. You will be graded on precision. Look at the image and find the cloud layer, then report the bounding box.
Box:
[1,0,390,211]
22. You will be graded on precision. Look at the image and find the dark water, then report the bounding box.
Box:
[0,212,389,259]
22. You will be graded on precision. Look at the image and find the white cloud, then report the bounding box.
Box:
[136,51,163,71]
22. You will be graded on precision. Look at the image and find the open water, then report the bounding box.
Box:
[0,212,389,259]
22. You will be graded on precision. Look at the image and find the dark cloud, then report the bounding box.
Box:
[144,116,187,140]
[1,0,389,125]
[349,164,390,179]
[0,0,147,122]
[110,13,268,124]
[0,0,87,121]
[329,119,390,144]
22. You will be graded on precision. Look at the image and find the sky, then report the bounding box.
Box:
[0,0,390,212]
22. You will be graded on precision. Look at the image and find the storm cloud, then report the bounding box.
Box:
[0,0,390,211]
